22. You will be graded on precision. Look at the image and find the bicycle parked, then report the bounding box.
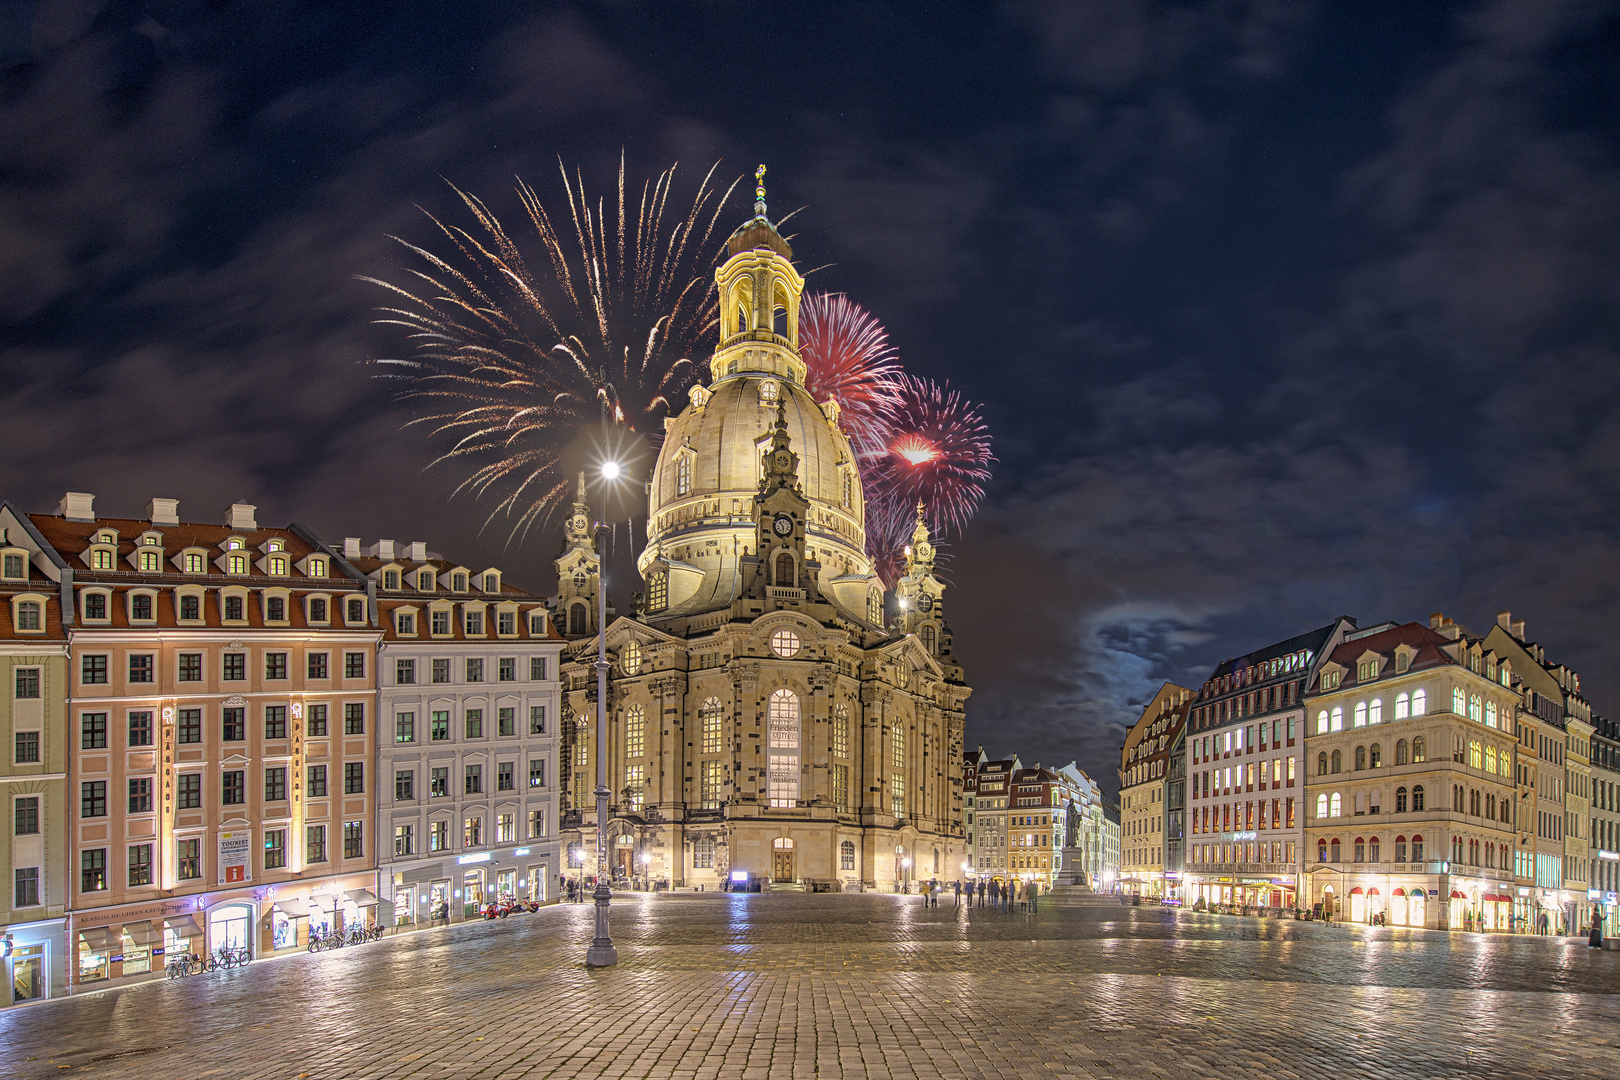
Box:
[214,945,252,968]
[164,952,214,979]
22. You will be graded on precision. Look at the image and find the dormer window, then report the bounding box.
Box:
[138,550,162,572]
[396,610,415,635]
[12,598,42,632]
[1357,659,1380,681]
[226,538,244,551]
[268,555,288,576]
[183,551,205,573]
[267,539,283,553]
[2,551,26,579]
[417,571,434,591]
[307,556,328,578]
[1321,669,1342,691]
[384,570,400,590]
[453,572,467,592]
[90,548,114,570]
[483,572,499,592]
[227,553,248,575]
[96,530,117,544]
[83,591,108,621]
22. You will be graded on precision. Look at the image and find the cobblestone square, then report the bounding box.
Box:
[5,891,1620,1080]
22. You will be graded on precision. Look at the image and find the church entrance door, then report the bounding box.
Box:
[772,837,794,883]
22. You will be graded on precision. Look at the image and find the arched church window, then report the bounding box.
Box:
[621,640,642,676]
[700,697,724,754]
[842,470,852,509]
[840,840,856,871]
[831,704,850,757]
[759,379,779,404]
[868,590,883,626]
[646,572,668,612]
[625,705,645,759]
[568,602,586,637]
[767,689,800,808]
[774,551,794,587]
[920,624,937,655]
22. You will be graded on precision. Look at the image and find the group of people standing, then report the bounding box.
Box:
[919,878,1043,912]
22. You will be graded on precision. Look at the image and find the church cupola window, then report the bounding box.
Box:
[646,571,668,612]
[759,379,779,405]
[675,452,693,497]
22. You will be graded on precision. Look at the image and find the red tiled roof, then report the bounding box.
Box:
[1325,622,1458,671]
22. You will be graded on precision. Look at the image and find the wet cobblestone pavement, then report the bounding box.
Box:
[5,890,1620,1079]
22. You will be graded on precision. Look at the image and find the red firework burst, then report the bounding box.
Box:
[864,374,993,579]
[797,292,903,455]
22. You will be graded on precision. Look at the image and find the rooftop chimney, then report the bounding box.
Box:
[147,498,179,526]
[1496,610,1512,631]
[343,538,362,559]
[1429,611,1444,630]
[59,492,95,522]
[408,541,428,562]
[1511,619,1525,640]
[370,539,396,560]
[225,502,258,531]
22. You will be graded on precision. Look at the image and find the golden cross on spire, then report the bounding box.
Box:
[754,163,767,216]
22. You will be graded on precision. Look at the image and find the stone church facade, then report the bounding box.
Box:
[555,198,969,891]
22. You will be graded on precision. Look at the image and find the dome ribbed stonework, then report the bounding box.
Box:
[640,374,873,600]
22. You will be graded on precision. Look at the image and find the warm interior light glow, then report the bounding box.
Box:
[601,461,622,480]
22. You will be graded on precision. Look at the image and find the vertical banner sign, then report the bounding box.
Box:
[219,830,252,884]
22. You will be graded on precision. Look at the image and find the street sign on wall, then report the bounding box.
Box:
[219,830,252,884]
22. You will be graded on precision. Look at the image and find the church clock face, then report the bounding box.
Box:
[572,571,587,590]
[571,514,587,534]
[772,513,793,537]
[774,450,792,472]
[918,593,934,613]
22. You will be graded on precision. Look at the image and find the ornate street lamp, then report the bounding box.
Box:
[586,462,622,968]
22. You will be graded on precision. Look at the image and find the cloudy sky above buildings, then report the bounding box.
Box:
[3,1,1618,792]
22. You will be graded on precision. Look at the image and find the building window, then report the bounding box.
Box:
[466,658,484,683]
[345,652,365,679]
[529,759,545,788]
[128,711,153,747]
[840,840,856,870]
[265,767,287,802]
[395,770,414,801]
[465,709,483,739]
[463,816,482,847]
[394,825,414,856]
[530,656,547,681]
[345,703,365,734]
[178,594,200,620]
[498,611,515,635]
[621,640,643,676]
[343,821,363,859]
[498,657,516,682]
[647,571,668,611]
[430,767,448,797]
[81,712,107,749]
[429,821,447,852]
[529,613,546,636]
[15,867,40,907]
[767,688,801,808]
[81,654,108,684]
[832,762,849,812]
[465,611,484,636]
[700,759,722,809]
[14,667,40,698]
[175,838,201,879]
[432,610,451,636]
[464,764,482,794]
[81,849,107,892]
[308,652,329,679]
[694,837,715,869]
[397,658,416,685]
[344,762,364,794]
[265,705,287,739]
[308,704,328,736]
[625,705,646,758]
[528,810,547,839]
[222,708,246,741]
[307,826,327,863]
[347,598,365,623]
[177,708,202,744]
[396,712,415,743]
[307,765,327,798]
[625,764,645,811]
[676,453,692,496]
[15,796,40,834]
[1412,785,1425,811]
[384,570,400,590]
[222,770,245,805]
[431,658,451,684]
[264,830,286,869]
[178,773,202,809]
[498,761,515,791]
[497,708,516,737]
[15,730,39,763]
[309,596,328,622]
[529,705,546,735]
[700,697,724,754]
[496,814,515,843]
[264,652,287,680]
[15,600,41,630]
[128,778,151,813]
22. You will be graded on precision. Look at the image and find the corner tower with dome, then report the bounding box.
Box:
[554,180,970,891]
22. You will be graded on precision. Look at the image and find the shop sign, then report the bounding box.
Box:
[458,852,490,865]
[219,831,252,884]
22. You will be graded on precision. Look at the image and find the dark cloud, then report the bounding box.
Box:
[3,1,1619,796]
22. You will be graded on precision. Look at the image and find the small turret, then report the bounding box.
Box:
[554,471,601,638]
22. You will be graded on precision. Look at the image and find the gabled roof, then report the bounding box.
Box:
[1321,622,1458,676]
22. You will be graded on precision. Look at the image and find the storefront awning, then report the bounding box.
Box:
[270,902,309,919]
[1450,890,1467,899]
[1392,888,1406,897]
[164,915,203,937]
[345,889,379,907]
[77,926,119,951]
[122,920,162,947]
[1408,888,1426,899]
[1349,886,1364,895]
[1366,887,1379,897]
[1484,894,1512,904]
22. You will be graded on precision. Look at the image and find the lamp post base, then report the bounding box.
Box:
[585,881,617,967]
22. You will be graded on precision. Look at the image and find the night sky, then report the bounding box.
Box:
[5,2,1620,795]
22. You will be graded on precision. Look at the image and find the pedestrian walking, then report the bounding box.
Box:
[953,880,961,908]
[965,879,975,907]
[989,880,999,910]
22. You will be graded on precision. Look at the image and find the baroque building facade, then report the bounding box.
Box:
[557,201,969,891]
[1118,682,1190,900]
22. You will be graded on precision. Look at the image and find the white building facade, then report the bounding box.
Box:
[359,541,564,926]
